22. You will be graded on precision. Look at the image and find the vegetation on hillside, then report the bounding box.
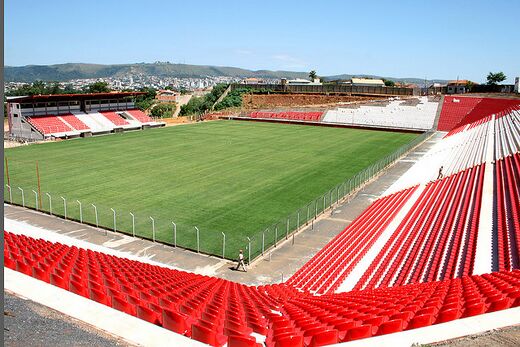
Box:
[179,84,228,116]
[150,103,176,118]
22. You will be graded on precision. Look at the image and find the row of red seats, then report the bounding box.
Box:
[5,231,520,347]
[126,109,154,123]
[59,113,90,131]
[249,111,323,122]
[437,96,482,132]
[495,153,520,272]
[439,96,520,134]
[101,111,129,126]
[456,98,520,131]
[354,165,484,291]
[27,115,73,134]
[286,186,418,294]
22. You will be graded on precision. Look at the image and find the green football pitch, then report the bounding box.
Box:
[4,120,418,258]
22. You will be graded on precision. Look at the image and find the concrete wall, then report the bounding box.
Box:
[232,83,418,96]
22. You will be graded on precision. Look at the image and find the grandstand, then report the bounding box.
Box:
[236,96,439,132]
[6,92,165,140]
[4,95,520,346]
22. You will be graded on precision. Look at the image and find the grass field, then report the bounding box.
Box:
[4,120,418,258]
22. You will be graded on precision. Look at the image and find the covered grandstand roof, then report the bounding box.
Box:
[7,92,146,103]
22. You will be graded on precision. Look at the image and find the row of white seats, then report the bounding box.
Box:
[322,97,439,130]
[385,120,491,195]
[495,109,520,160]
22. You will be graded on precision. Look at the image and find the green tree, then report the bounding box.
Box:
[309,70,317,80]
[151,103,176,118]
[465,81,475,92]
[383,79,396,87]
[486,72,507,85]
[84,81,111,93]
[134,87,157,111]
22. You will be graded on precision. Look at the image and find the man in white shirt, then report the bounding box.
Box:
[236,249,247,272]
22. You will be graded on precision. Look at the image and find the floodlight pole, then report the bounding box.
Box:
[111,208,116,231]
[45,193,52,215]
[18,187,25,207]
[195,226,200,253]
[221,232,226,259]
[6,185,12,203]
[274,226,278,247]
[150,216,155,242]
[61,196,67,219]
[286,218,289,240]
[172,222,176,247]
[32,190,38,210]
[297,211,300,229]
[130,213,135,237]
[76,200,82,223]
[91,204,98,228]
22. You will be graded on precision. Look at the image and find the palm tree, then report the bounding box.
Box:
[309,70,317,80]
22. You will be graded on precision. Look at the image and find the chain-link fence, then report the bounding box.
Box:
[4,131,432,262]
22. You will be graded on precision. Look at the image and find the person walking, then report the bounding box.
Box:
[236,249,247,272]
[437,165,444,180]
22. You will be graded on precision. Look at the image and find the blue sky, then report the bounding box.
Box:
[5,0,520,83]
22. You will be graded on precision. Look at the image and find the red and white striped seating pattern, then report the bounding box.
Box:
[354,165,485,290]
[495,153,520,272]
[5,231,520,347]
[27,115,73,134]
[287,187,418,294]
[439,96,520,134]
[59,113,90,131]
[101,111,129,126]
[126,109,154,123]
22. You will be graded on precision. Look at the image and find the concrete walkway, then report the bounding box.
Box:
[3,132,443,286]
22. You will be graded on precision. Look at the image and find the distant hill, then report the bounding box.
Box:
[4,62,448,86]
[4,62,309,82]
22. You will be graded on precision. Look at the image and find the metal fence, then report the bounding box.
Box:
[4,131,432,263]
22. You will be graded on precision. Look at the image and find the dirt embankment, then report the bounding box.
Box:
[241,94,385,109]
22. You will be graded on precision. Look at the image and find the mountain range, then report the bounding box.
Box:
[4,62,449,85]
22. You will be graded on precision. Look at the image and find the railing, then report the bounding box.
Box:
[4,131,433,263]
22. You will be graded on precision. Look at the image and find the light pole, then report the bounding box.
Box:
[18,187,25,207]
[61,197,67,219]
[130,212,135,237]
[32,190,38,210]
[91,204,98,227]
[172,222,176,247]
[45,193,52,215]
[195,226,200,253]
[111,208,116,231]
[221,232,226,259]
[149,216,155,242]
[76,200,82,223]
